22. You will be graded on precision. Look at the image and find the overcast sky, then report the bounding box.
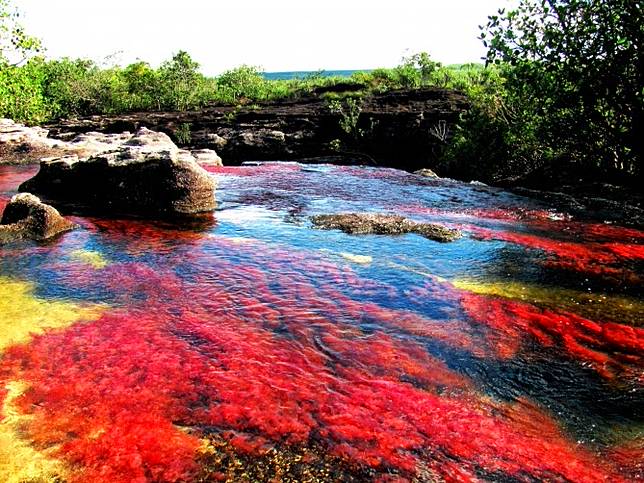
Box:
[14,0,516,75]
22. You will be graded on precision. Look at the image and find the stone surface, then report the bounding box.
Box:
[67,131,133,158]
[1,121,224,167]
[191,149,223,166]
[0,119,56,146]
[310,213,461,242]
[19,128,217,216]
[414,168,439,178]
[0,193,77,242]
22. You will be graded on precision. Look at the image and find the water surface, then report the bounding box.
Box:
[0,163,642,482]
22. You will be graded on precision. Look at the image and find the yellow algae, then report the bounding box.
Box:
[0,380,68,483]
[339,252,373,265]
[0,277,105,352]
[452,279,644,326]
[69,248,109,269]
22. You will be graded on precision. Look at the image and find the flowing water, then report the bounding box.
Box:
[0,163,642,482]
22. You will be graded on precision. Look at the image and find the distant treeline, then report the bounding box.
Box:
[0,51,479,123]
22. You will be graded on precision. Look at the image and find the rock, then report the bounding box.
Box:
[191,149,223,166]
[122,127,176,151]
[0,193,77,242]
[0,118,54,146]
[0,118,67,164]
[310,213,461,242]
[19,128,217,216]
[67,131,133,157]
[414,168,439,178]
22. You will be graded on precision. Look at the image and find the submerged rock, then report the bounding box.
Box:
[311,213,461,242]
[19,128,217,216]
[0,193,77,242]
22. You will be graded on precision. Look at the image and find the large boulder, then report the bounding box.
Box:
[19,128,217,216]
[311,213,461,242]
[0,193,77,243]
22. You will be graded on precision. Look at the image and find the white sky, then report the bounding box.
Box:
[14,0,516,75]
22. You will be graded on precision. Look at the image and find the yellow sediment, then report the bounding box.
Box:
[0,380,68,483]
[0,276,105,352]
[0,278,105,481]
[452,279,644,326]
[69,248,109,269]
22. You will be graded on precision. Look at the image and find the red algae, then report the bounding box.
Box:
[459,290,644,380]
[1,244,631,482]
[0,163,641,482]
[468,225,643,279]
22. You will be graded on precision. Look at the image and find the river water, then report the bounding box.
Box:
[0,163,642,482]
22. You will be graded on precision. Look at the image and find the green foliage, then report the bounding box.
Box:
[0,0,41,66]
[216,65,268,102]
[158,51,214,111]
[480,0,643,177]
[366,52,443,90]
[174,122,191,145]
[326,96,364,141]
[0,58,49,123]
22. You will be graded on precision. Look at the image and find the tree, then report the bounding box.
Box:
[481,0,643,177]
[0,0,41,65]
[159,51,202,110]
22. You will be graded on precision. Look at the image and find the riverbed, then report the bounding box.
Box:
[0,163,642,482]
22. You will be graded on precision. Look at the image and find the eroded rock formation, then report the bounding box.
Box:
[19,128,217,216]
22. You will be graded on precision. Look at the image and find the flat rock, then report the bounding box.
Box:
[0,193,77,243]
[310,213,461,242]
[19,128,217,216]
[1,121,224,167]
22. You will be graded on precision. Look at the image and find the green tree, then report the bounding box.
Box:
[481,0,643,177]
[0,0,41,65]
[158,51,205,111]
[123,61,161,110]
[0,0,46,122]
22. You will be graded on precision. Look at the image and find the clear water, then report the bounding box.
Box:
[0,163,642,482]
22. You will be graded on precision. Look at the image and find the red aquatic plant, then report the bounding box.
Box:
[459,290,644,380]
[1,244,630,482]
[1,163,640,482]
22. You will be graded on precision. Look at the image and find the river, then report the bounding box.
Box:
[0,162,642,482]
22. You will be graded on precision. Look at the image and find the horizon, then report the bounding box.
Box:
[14,0,516,76]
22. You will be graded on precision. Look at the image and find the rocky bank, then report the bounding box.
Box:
[43,88,469,171]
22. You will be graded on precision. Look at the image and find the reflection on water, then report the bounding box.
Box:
[0,163,642,482]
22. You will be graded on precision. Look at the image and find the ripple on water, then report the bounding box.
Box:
[0,162,642,482]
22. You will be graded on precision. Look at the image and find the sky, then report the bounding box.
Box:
[14,0,516,75]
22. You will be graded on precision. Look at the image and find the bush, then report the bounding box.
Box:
[216,65,267,102]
